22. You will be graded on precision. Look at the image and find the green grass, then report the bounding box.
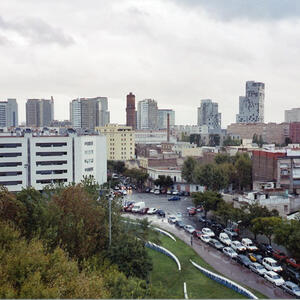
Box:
[148,233,267,299]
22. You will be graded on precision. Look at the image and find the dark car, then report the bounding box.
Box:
[208,239,224,251]
[168,196,181,201]
[139,207,149,214]
[178,191,185,196]
[175,220,185,228]
[156,209,166,217]
[259,243,273,256]
[184,191,190,196]
[199,216,206,223]
[286,265,300,284]
[211,222,224,231]
[145,188,151,193]
[193,230,203,239]
[286,258,300,270]
[236,254,252,268]
[273,250,288,261]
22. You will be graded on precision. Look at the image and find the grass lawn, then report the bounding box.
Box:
[148,233,267,299]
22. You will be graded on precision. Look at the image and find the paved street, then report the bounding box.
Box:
[123,191,292,299]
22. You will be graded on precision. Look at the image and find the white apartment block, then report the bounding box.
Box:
[0,99,18,128]
[236,81,265,123]
[197,99,221,130]
[96,124,135,161]
[0,131,107,192]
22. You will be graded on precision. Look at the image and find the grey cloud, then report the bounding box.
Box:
[0,16,74,46]
[172,0,300,21]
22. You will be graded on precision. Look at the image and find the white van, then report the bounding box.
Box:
[219,233,231,246]
[262,257,283,273]
[132,202,145,213]
[241,238,258,251]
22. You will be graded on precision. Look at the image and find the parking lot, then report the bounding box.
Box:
[123,191,294,299]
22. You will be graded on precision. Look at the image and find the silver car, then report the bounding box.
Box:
[249,263,267,276]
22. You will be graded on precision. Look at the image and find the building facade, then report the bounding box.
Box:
[289,122,300,143]
[158,109,175,129]
[236,81,265,123]
[0,130,107,192]
[135,129,176,144]
[26,98,54,127]
[227,122,289,145]
[0,99,18,128]
[285,108,300,123]
[96,124,135,161]
[126,92,136,129]
[137,99,158,130]
[70,97,110,129]
[197,99,221,130]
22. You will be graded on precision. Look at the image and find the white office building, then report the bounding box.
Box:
[197,99,221,130]
[137,99,158,130]
[236,81,265,123]
[158,109,175,129]
[0,130,107,192]
[285,108,300,123]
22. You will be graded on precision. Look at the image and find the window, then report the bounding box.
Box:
[0,171,22,176]
[84,141,93,146]
[36,142,67,147]
[36,151,67,156]
[85,167,93,172]
[36,160,67,166]
[0,180,22,185]
[0,162,22,167]
[84,158,94,164]
[0,143,22,148]
[84,150,94,155]
[0,152,22,158]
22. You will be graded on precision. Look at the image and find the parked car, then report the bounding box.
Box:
[178,191,185,196]
[262,257,283,273]
[167,190,172,195]
[186,206,195,211]
[209,239,224,251]
[231,241,246,252]
[224,228,238,238]
[168,216,177,224]
[199,216,207,223]
[286,265,300,283]
[156,209,165,217]
[202,228,215,237]
[172,190,179,195]
[241,238,258,252]
[223,247,238,259]
[175,220,185,228]
[200,234,211,243]
[248,253,263,264]
[249,262,267,276]
[132,202,145,213]
[184,225,196,234]
[150,189,155,193]
[273,250,288,261]
[211,222,224,232]
[264,271,285,286]
[188,208,197,216]
[259,243,273,256]
[183,191,190,196]
[193,230,203,239]
[124,204,134,212]
[196,205,204,213]
[154,189,160,195]
[168,196,181,201]
[236,254,252,268]
[282,281,300,297]
[139,207,149,214]
[219,233,231,246]
[147,207,158,214]
[176,212,183,220]
[286,258,300,269]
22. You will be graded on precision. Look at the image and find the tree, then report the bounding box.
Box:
[124,168,149,190]
[190,134,203,147]
[222,136,241,146]
[194,164,228,191]
[182,157,197,183]
[214,153,232,165]
[107,160,126,174]
[192,191,224,218]
[234,153,252,190]
[154,175,173,189]
[251,216,282,244]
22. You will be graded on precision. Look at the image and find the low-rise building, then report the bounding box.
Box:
[135,129,176,144]
[0,129,107,192]
[96,124,135,161]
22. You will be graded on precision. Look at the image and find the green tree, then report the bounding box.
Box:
[154,175,173,189]
[251,216,282,244]
[192,191,224,218]
[182,157,197,183]
[222,136,241,146]
[209,134,220,146]
[234,153,252,190]
[124,168,149,190]
[215,153,232,165]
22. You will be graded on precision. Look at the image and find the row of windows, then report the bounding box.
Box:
[0,162,22,167]
[36,170,67,175]
[36,152,67,156]
[84,141,93,146]
[84,150,94,155]
[84,167,93,172]
[0,180,22,186]
[0,143,22,148]
[36,142,67,147]
[36,161,67,166]
[84,158,94,164]
[36,179,68,184]
[0,171,22,176]
[0,153,22,158]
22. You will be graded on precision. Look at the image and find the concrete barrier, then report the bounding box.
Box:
[153,227,176,241]
[190,260,258,299]
[146,241,181,271]
[183,282,188,299]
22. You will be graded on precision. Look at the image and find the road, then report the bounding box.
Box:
[123,191,292,299]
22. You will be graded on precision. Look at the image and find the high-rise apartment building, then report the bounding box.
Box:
[0,99,18,127]
[126,92,136,129]
[96,124,135,161]
[26,98,54,127]
[285,108,300,123]
[236,81,265,123]
[158,109,175,129]
[137,99,158,130]
[197,99,221,130]
[70,97,110,129]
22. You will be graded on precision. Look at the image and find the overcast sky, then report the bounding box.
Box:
[1,0,300,127]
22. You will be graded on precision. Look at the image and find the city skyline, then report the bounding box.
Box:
[1,0,300,126]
